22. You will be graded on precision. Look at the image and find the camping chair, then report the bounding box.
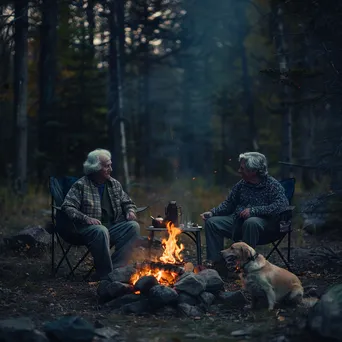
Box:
[257,178,296,270]
[49,176,149,279]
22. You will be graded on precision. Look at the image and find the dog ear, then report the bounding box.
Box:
[240,246,251,262]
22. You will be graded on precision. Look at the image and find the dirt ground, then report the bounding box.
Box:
[0,225,341,342]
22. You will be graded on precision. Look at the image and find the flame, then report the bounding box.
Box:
[159,221,184,264]
[130,221,184,286]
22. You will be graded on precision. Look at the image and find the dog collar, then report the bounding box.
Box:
[240,252,259,271]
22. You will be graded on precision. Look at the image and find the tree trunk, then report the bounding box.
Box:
[108,0,130,190]
[38,0,58,176]
[86,0,95,58]
[13,0,28,194]
[273,3,293,179]
[140,2,151,179]
[236,2,258,151]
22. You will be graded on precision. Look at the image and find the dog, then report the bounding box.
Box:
[221,242,311,310]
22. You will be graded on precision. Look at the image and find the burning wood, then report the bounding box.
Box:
[131,221,186,286]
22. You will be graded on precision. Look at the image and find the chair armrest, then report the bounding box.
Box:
[52,205,62,211]
[278,206,295,222]
[137,206,149,213]
[279,206,295,214]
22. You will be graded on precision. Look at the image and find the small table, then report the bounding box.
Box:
[146,225,203,265]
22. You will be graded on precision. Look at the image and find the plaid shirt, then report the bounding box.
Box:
[61,176,137,224]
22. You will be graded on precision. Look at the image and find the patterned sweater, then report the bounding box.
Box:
[61,176,137,224]
[210,175,289,218]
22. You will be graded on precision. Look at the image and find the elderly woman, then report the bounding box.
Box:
[61,148,140,280]
[201,152,288,266]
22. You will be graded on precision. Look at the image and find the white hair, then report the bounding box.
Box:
[238,152,268,177]
[83,148,111,175]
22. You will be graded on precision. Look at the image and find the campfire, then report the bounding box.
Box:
[131,221,185,286]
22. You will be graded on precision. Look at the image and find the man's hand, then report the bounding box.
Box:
[126,211,136,221]
[85,217,102,225]
[239,208,251,219]
[200,211,213,220]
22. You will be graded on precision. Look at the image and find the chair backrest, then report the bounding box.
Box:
[49,176,79,207]
[279,177,296,205]
[49,176,80,243]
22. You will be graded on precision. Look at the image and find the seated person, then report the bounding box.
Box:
[200,151,289,267]
[61,148,140,280]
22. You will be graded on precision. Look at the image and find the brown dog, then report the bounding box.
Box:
[221,242,304,310]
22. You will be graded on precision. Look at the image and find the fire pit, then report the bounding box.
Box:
[96,221,247,317]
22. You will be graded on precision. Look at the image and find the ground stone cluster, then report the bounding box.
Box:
[97,265,248,317]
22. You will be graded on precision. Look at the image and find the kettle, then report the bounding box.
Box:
[165,201,182,226]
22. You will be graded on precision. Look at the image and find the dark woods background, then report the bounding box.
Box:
[1,0,342,194]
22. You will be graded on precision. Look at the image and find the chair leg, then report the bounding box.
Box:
[51,230,55,276]
[287,230,292,262]
[68,249,91,279]
[265,238,284,260]
[196,231,202,265]
[55,235,75,275]
[148,231,155,259]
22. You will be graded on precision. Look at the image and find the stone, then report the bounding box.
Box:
[149,285,179,309]
[106,282,133,299]
[108,266,136,283]
[121,299,150,315]
[216,291,248,307]
[177,303,204,318]
[4,226,51,252]
[105,293,142,309]
[199,291,216,310]
[307,284,342,340]
[94,327,119,340]
[174,273,206,296]
[134,275,159,295]
[196,269,224,293]
[0,317,48,342]
[43,316,97,342]
[177,292,198,306]
[97,280,112,299]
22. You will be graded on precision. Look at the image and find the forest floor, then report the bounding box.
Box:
[0,213,341,342]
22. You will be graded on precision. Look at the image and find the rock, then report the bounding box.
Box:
[174,273,206,296]
[134,275,159,295]
[216,291,248,307]
[177,303,204,318]
[94,327,119,340]
[196,269,224,293]
[97,280,112,299]
[108,266,136,283]
[230,328,252,337]
[44,316,97,342]
[177,292,198,306]
[106,282,133,299]
[199,292,216,310]
[149,285,179,309]
[0,317,48,342]
[121,299,150,315]
[105,294,142,309]
[307,284,342,340]
[4,226,51,251]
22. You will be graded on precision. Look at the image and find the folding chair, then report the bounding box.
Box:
[257,178,296,270]
[49,176,92,279]
[49,176,149,279]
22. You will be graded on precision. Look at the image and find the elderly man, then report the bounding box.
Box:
[61,148,140,280]
[201,152,289,266]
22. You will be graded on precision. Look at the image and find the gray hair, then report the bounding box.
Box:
[83,148,111,175]
[238,152,268,177]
